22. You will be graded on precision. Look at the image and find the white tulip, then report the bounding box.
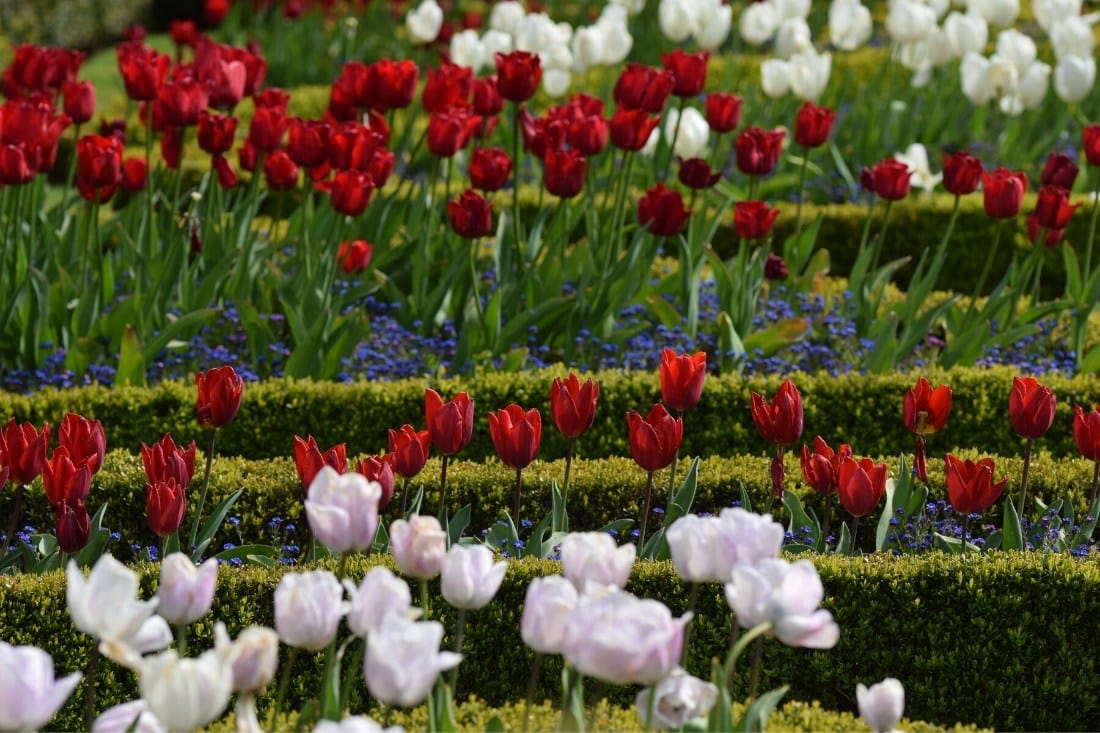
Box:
[521,575,579,654]
[995,28,1036,74]
[774,0,811,20]
[635,667,719,729]
[598,14,635,64]
[740,1,780,46]
[449,30,485,72]
[344,566,420,638]
[716,507,785,566]
[305,467,382,554]
[665,107,710,160]
[364,616,462,707]
[610,0,648,14]
[1054,55,1095,103]
[516,13,571,55]
[692,0,732,50]
[960,51,996,104]
[1034,0,1083,34]
[942,11,988,58]
[1014,61,1051,111]
[274,569,345,651]
[894,143,942,193]
[967,0,1018,27]
[92,700,166,733]
[572,25,605,70]
[67,557,172,670]
[640,126,662,157]
[828,0,872,50]
[985,53,1020,99]
[214,623,279,694]
[138,648,233,732]
[315,717,406,733]
[390,515,447,580]
[928,0,951,18]
[440,543,509,610]
[886,0,937,43]
[724,558,839,649]
[774,17,812,59]
[489,0,526,39]
[789,47,832,101]
[540,47,574,97]
[0,642,82,732]
[156,553,218,626]
[1050,18,1094,62]
[760,59,792,98]
[406,0,443,44]
[659,0,697,43]
[857,678,906,733]
[559,531,636,591]
[481,29,514,62]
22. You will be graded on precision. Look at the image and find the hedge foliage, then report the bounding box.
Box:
[2,366,1099,464]
[0,553,1087,731]
[0,0,149,49]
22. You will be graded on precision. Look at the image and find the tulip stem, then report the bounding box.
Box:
[175,623,188,656]
[680,581,700,666]
[668,411,683,509]
[821,493,831,543]
[522,651,544,733]
[83,641,99,730]
[438,454,449,516]
[639,470,655,551]
[1018,438,1033,514]
[450,607,467,693]
[268,646,298,733]
[420,577,432,618]
[644,678,659,732]
[794,146,809,237]
[562,437,575,513]
[850,515,860,554]
[1,483,26,556]
[968,218,1006,317]
[1085,168,1100,278]
[748,636,765,702]
[188,427,218,554]
[868,199,893,276]
[401,475,411,517]
[721,621,771,692]
[960,515,969,554]
[1090,460,1099,511]
[513,468,523,525]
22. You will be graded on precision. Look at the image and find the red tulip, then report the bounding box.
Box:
[1040,151,1078,190]
[800,436,852,496]
[704,92,742,134]
[327,169,375,217]
[287,118,332,168]
[425,388,475,457]
[263,149,299,190]
[613,64,674,113]
[448,189,493,238]
[750,378,803,447]
[160,126,183,171]
[1073,405,1100,461]
[945,454,1006,515]
[495,51,542,103]
[147,477,187,537]
[387,425,432,479]
[356,455,395,508]
[469,146,512,192]
[58,412,105,475]
[543,148,586,198]
[637,183,689,237]
[549,374,600,439]
[117,42,170,102]
[198,110,238,155]
[195,365,244,429]
[489,404,542,470]
[327,122,385,171]
[942,151,982,196]
[1009,377,1056,440]
[678,158,721,190]
[2,418,50,486]
[338,240,373,274]
[793,101,835,149]
[76,134,123,204]
[1033,185,1079,231]
[626,404,683,472]
[212,154,237,189]
[248,105,287,152]
[141,433,196,488]
[1084,125,1100,167]
[204,0,231,26]
[659,349,706,413]
[764,253,789,281]
[56,498,91,553]
[862,158,911,200]
[471,76,504,118]
[902,378,952,436]
[121,157,147,191]
[61,80,95,125]
[661,49,709,98]
[608,107,660,152]
[370,58,419,112]
[567,107,608,156]
[293,435,348,495]
[157,78,209,128]
[837,456,887,517]
[0,144,34,186]
[735,127,785,176]
[427,105,480,158]
[733,200,780,240]
[982,168,1027,219]
[1027,213,1065,247]
[421,62,473,114]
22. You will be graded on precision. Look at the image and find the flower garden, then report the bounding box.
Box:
[2,0,1100,730]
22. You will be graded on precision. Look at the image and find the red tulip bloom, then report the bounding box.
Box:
[42,447,91,507]
[609,108,661,152]
[58,413,105,475]
[248,105,288,152]
[76,134,123,204]
[117,42,171,102]
[544,148,586,198]
[205,0,231,27]
[427,105,481,158]
[678,158,721,189]
[293,435,348,495]
[733,200,780,240]
[338,240,373,274]
[660,349,706,413]
[121,157,147,192]
[1040,151,1078,190]
[1027,213,1065,247]
[613,63,674,113]
[903,377,952,435]
[1073,405,1100,461]
[661,49,709,98]
[160,126,183,171]
[387,425,432,479]
[469,146,512,192]
[370,58,420,112]
[448,189,493,238]
[793,102,835,149]
[945,454,1006,515]
[800,436,852,496]
[195,365,244,429]
[750,378,804,447]
[638,183,689,237]
[705,92,742,134]
[862,158,911,200]
[626,404,683,472]
[764,253,789,281]
[422,62,473,114]
[1033,185,1079,231]
[735,127,785,176]
[1009,377,1056,440]
[287,118,332,168]
[147,477,187,537]
[549,374,600,439]
[212,155,237,189]
[61,80,95,125]
[263,149,299,190]
[2,418,50,486]
[0,144,34,186]
[982,168,1027,219]
[471,76,504,118]
[1084,125,1100,167]
[327,122,385,171]
[141,433,196,488]
[356,455,395,508]
[157,78,209,128]
[942,151,982,196]
[568,110,608,156]
[837,456,887,517]
[425,388,475,457]
[489,404,542,470]
[328,169,375,217]
[495,51,542,103]
[198,110,238,155]
[56,498,91,553]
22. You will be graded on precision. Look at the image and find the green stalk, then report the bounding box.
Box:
[680,581,700,666]
[188,427,218,552]
[1084,167,1100,277]
[562,437,575,511]
[84,642,99,731]
[512,102,523,262]
[522,651,544,733]
[268,647,298,733]
[638,469,655,551]
[967,218,1007,317]
[721,621,772,690]
[794,147,809,236]
[1018,438,1033,514]
[868,199,894,275]
[450,607,467,692]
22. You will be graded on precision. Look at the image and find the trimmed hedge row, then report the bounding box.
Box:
[0,553,1089,731]
[2,445,1098,557]
[2,366,1099,463]
[0,0,149,49]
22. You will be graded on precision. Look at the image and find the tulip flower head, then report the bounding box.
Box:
[365,615,462,707]
[560,530,637,590]
[0,642,82,732]
[521,574,579,655]
[43,446,92,507]
[903,377,952,436]
[724,557,839,649]
[195,365,244,429]
[58,412,106,474]
[344,566,421,638]
[626,403,684,473]
[942,151,983,196]
[293,434,348,495]
[141,433,196,488]
[799,436,852,496]
[356,455,395,509]
[1074,405,1100,462]
[836,456,887,518]
[146,477,187,538]
[659,348,707,413]
[945,454,1006,515]
[793,101,835,148]
[2,417,50,486]
[138,647,233,732]
[156,553,218,626]
[549,373,600,439]
[390,515,448,579]
[305,466,383,554]
[857,678,905,733]
[635,667,719,730]
[274,569,345,651]
[441,543,508,610]
[56,498,91,553]
[750,379,804,448]
[1009,376,1056,440]
[982,168,1027,219]
[425,388,475,456]
[386,424,432,479]
[488,404,542,471]
[1084,125,1100,167]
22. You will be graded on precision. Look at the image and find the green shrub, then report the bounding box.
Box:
[0,553,1087,731]
[0,0,150,49]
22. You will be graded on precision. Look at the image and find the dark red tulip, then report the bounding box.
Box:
[147,477,187,537]
[735,127,785,176]
[0,144,34,186]
[198,110,238,155]
[609,108,660,152]
[248,105,287,152]
[1084,125,1100,167]
[370,58,419,112]
[212,154,237,189]
[660,349,706,413]
[495,51,542,103]
[734,200,780,240]
[263,149,299,190]
[661,49,709,98]
[942,151,982,196]
[117,42,171,102]
[427,105,480,158]
[1033,185,1079,231]
[141,433,196,488]
[387,425,432,479]
[356,455,395,508]
[205,0,231,25]
[287,118,332,168]
[678,158,721,189]
[945,454,1006,515]
[637,183,688,237]
[982,168,1027,218]
[56,498,91,553]
[862,158,911,200]
[793,101,835,149]
[121,157,147,192]
[76,134,123,204]
[489,404,542,470]
[543,148,586,198]
[800,436,852,496]
[195,365,244,429]
[469,146,512,192]
[1040,151,1078,190]
[422,62,473,114]
[1009,377,1056,440]
[327,169,375,217]
[425,389,475,457]
[448,189,493,238]
[837,457,887,517]
[157,78,209,128]
[613,63,674,113]
[338,240,373,274]
[626,404,683,473]
[764,253,789,280]
[160,126,183,171]
[293,434,348,495]
[750,379,803,447]
[1074,405,1100,461]
[61,80,95,125]
[471,76,504,118]
[42,447,92,507]
[705,92,742,134]
[58,413,105,475]
[549,374,600,439]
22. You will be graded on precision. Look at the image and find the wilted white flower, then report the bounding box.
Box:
[406,0,443,44]
[857,678,906,733]
[894,143,943,193]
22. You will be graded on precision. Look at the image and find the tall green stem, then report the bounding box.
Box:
[639,470,655,550]
[1090,460,1100,511]
[794,147,810,236]
[512,102,523,261]
[1018,438,1033,514]
[438,454,449,516]
[968,218,1007,316]
[84,642,99,731]
[268,647,298,733]
[680,581,700,666]
[512,467,523,522]
[1085,168,1100,278]
[2,483,26,555]
[868,199,894,275]
[450,607,467,692]
[188,427,218,551]
[523,651,544,733]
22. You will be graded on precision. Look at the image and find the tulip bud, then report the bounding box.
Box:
[0,642,83,732]
[156,554,218,626]
[389,515,448,579]
[274,570,345,651]
[344,567,420,638]
[521,574,579,654]
[441,544,508,610]
[305,467,382,554]
[560,531,636,591]
[857,678,906,733]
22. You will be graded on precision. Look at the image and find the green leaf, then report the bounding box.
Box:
[836,521,852,555]
[1070,494,1100,548]
[737,685,789,733]
[668,457,700,521]
[640,525,668,560]
[191,488,244,561]
[115,325,146,387]
[742,318,811,358]
[781,490,821,550]
[551,479,569,533]
[485,716,505,733]
[214,544,281,562]
[74,503,111,568]
[1063,243,1084,300]
[448,504,472,546]
[1002,497,1024,552]
[163,530,180,557]
[321,642,343,721]
[432,681,459,733]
